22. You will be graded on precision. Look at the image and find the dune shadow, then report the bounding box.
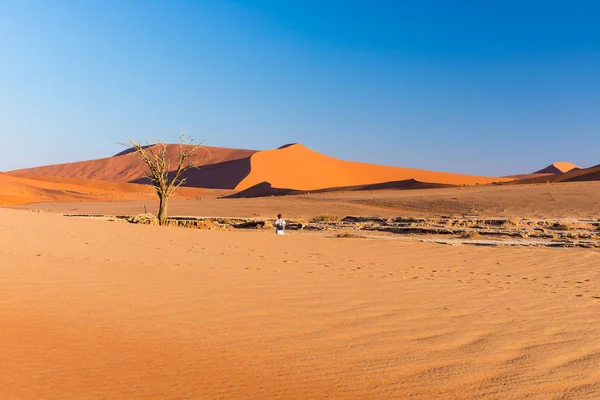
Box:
[224,179,455,199]
[129,157,252,190]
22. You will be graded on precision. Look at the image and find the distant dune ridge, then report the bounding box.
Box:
[534,162,581,174]
[4,143,599,204]
[515,164,600,184]
[503,161,582,180]
[10,145,258,184]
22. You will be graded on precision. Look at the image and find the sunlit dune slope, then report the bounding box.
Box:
[0,173,205,205]
[9,145,257,184]
[235,144,510,191]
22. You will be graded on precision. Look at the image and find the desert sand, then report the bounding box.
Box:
[0,173,215,205]
[10,143,511,193]
[13,180,600,220]
[10,145,257,187]
[517,165,600,185]
[1,207,599,399]
[235,144,509,190]
[3,144,600,399]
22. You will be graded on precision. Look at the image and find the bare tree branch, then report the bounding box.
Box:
[127,133,207,225]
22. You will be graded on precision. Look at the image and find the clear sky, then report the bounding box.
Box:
[1,0,598,176]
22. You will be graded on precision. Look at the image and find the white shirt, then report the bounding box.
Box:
[274,219,286,234]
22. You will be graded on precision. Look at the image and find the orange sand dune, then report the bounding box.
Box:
[0,173,209,205]
[516,164,600,184]
[10,143,511,193]
[10,145,257,184]
[534,161,581,174]
[236,144,511,191]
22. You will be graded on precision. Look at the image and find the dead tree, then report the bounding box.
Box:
[129,134,205,225]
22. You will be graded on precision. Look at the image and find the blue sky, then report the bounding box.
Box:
[1,0,598,175]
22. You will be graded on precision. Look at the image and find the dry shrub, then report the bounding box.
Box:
[460,230,481,239]
[503,218,520,227]
[552,222,575,231]
[335,231,364,238]
[316,215,341,222]
[262,220,274,230]
[130,213,159,225]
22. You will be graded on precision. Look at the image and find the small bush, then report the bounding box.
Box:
[335,231,364,238]
[460,230,481,239]
[130,213,159,225]
[316,214,341,222]
[551,222,575,231]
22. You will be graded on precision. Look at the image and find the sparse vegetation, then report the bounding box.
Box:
[129,213,159,225]
[335,231,364,238]
[502,218,520,227]
[316,214,341,222]
[460,230,481,239]
[551,222,575,231]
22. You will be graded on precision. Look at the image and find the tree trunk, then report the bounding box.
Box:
[158,194,169,226]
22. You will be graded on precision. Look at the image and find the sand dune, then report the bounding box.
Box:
[227,179,454,198]
[516,164,600,184]
[14,180,600,220]
[0,172,210,205]
[236,144,510,191]
[10,145,257,184]
[534,161,581,174]
[10,143,511,195]
[1,208,599,399]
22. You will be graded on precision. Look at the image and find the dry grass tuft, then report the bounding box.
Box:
[130,213,159,225]
[316,215,341,222]
[335,231,364,239]
[460,230,481,239]
[552,222,575,231]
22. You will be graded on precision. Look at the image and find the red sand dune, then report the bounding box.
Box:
[534,161,581,174]
[10,145,257,185]
[0,173,206,205]
[515,164,600,184]
[9,143,511,196]
[235,144,510,191]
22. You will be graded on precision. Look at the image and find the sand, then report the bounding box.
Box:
[237,144,510,190]
[534,162,581,175]
[9,145,257,185]
[1,208,599,399]
[518,165,600,185]
[13,181,600,220]
[9,143,511,194]
[0,173,216,205]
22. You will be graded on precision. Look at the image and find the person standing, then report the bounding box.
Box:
[274,214,286,235]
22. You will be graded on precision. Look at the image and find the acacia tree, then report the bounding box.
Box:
[129,134,206,225]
